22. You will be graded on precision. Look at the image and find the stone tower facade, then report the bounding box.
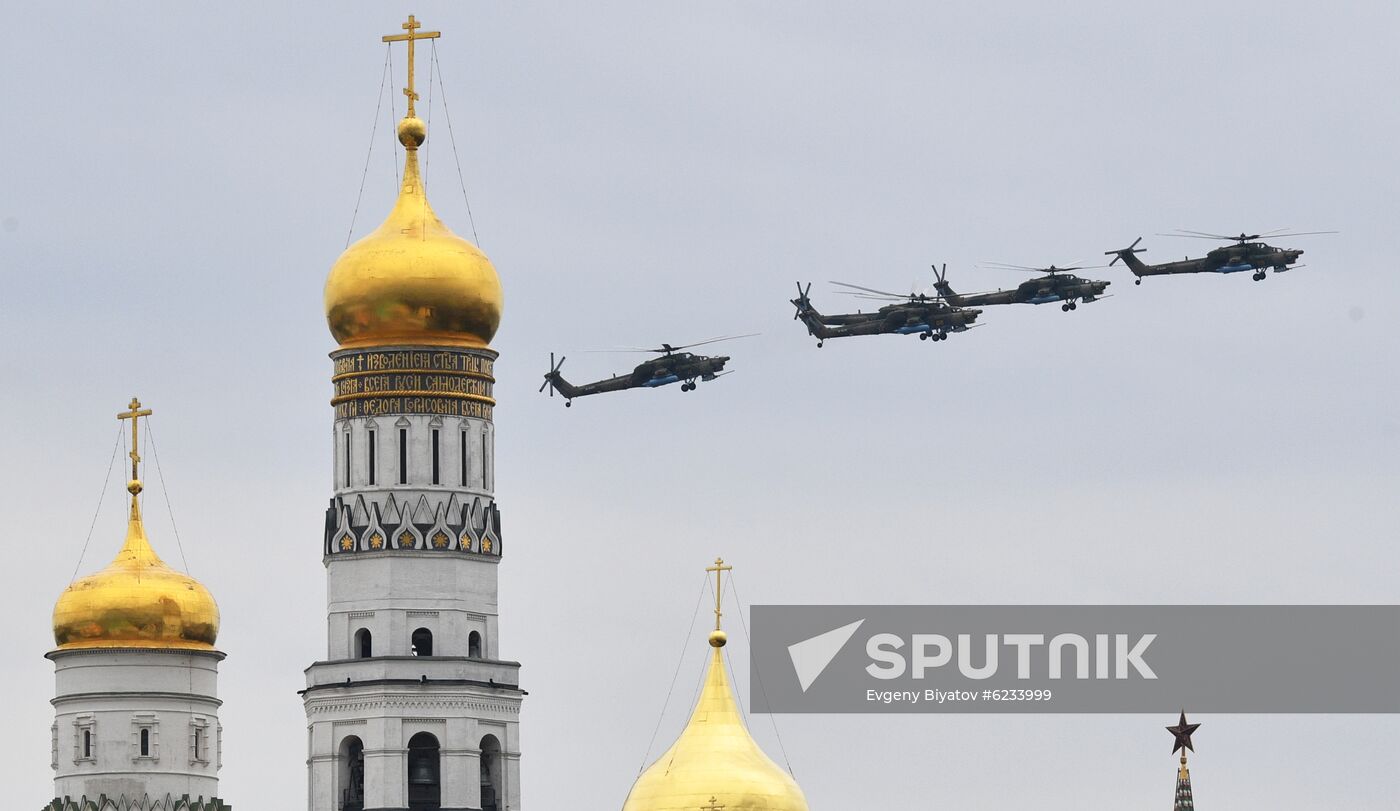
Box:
[303,347,522,811]
[47,647,229,811]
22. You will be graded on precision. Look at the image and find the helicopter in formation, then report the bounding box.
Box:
[540,227,1337,408]
[539,335,754,407]
[790,281,981,347]
[932,261,1111,312]
[1106,230,1336,284]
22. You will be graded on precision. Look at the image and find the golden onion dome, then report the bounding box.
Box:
[52,489,219,651]
[623,630,810,811]
[324,116,503,349]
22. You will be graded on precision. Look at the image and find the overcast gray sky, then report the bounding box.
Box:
[3,2,1399,808]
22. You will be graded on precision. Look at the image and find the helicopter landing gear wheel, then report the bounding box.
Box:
[1134,279,1142,286]
[1062,303,1071,312]
[919,332,930,341]
[1253,271,1265,281]
[565,401,572,408]
[816,340,824,348]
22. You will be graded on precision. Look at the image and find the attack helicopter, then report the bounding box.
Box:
[932,261,1111,312]
[538,335,754,407]
[790,281,981,347]
[1105,229,1336,285]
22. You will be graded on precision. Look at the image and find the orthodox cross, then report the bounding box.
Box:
[706,557,732,631]
[700,798,726,811]
[117,397,152,481]
[382,15,441,117]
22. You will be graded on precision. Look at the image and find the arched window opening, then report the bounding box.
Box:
[82,729,92,759]
[468,630,483,659]
[399,428,409,485]
[431,429,440,485]
[355,628,373,659]
[407,732,441,811]
[481,432,489,489]
[339,735,365,811]
[367,429,377,485]
[459,430,468,486]
[411,627,433,657]
[140,728,150,757]
[480,734,503,811]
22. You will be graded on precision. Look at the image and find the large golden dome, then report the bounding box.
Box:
[324,117,502,349]
[623,632,810,811]
[53,494,219,650]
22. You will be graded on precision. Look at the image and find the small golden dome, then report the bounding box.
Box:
[622,644,809,811]
[52,496,219,650]
[325,118,502,349]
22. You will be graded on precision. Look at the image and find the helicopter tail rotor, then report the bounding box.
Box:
[792,281,814,319]
[539,352,567,396]
[1105,237,1146,267]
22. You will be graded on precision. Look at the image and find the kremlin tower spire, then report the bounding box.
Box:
[47,398,231,811]
[304,17,521,811]
[1166,711,1201,811]
[622,560,809,811]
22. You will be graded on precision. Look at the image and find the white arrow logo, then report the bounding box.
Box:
[787,619,865,692]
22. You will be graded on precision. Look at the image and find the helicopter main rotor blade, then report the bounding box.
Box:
[1158,232,1233,241]
[665,333,761,352]
[830,280,908,298]
[839,292,912,302]
[1262,230,1339,238]
[979,262,1046,271]
[1172,229,1236,240]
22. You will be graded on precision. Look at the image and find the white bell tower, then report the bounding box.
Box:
[304,16,522,811]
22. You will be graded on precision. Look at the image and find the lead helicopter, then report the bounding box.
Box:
[790,281,982,347]
[539,335,755,407]
[932,261,1111,312]
[1105,229,1337,284]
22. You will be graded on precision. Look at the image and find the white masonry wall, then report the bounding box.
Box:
[49,648,224,805]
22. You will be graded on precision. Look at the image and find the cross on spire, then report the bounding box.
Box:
[382,14,441,118]
[700,797,726,811]
[706,557,733,631]
[117,397,152,485]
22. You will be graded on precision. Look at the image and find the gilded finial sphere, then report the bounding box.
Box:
[127,479,143,495]
[709,629,728,647]
[397,116,427,148]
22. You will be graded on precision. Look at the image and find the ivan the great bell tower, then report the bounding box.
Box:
[303,17,522,811]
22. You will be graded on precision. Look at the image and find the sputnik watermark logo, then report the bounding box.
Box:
[864,632,1157,680]
[786,619,1156,691]
[787,619,864,691]
[752,605,1400,713]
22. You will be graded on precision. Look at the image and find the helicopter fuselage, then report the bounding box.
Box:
[1112,240,1305,280]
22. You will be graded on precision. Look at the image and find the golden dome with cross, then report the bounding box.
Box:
[51,399,220,651]
[324,15,502,350]
[622,559,810,811]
